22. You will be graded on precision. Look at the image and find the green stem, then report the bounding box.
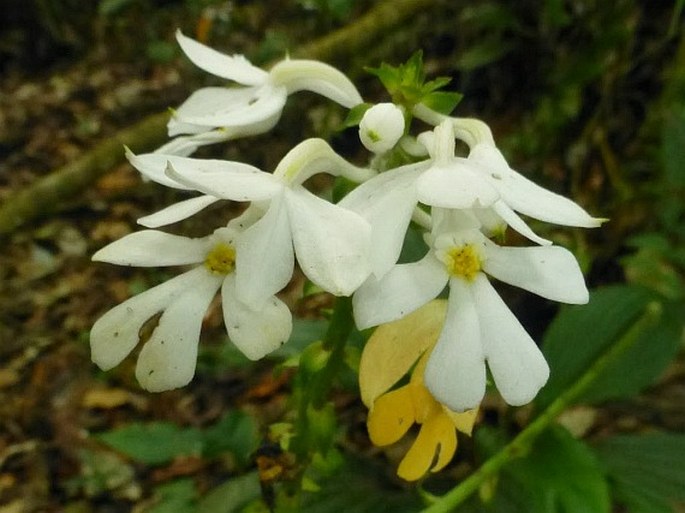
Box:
[422,301,662,513]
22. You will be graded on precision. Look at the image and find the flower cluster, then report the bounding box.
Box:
[91,34,602,473]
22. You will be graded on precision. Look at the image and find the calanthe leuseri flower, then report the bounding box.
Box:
[358,102,406,154]
[353,209,590,412]
[128,139,375,302]
[161,30,363,155]
[90,221,292,392]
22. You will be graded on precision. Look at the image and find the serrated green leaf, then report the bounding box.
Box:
[196,472,262,513]
[421,91,464,115]
[203,411,259,465]
[96,422,204,465]
[536,285,678,409]
[593,433,685,513]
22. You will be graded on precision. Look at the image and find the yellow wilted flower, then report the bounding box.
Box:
[359,300,478,481]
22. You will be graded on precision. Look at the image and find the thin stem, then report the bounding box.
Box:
[422,301,662,513]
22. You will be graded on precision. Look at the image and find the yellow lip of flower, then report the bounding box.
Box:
[444,243,481,281]
[361,300,479,481]
[204,242,236,274]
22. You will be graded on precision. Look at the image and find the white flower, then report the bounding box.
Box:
[162,30,363,155]
[340,119,603,278]
[128,139,375,300]
[352,209,589,412]
[359,103,405,153]
[90,222,292,392]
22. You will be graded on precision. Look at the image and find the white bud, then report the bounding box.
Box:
[359,103,405,154]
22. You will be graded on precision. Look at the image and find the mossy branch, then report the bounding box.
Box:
[0,0,437,238]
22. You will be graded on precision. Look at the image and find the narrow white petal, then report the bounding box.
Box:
[492,201,552,246]
[285,187,372,296]
[135,268,222,391]
[126,149,193,190]
[469,144,603,228]
[175,30,268,85]
[483,243,589,304]
[93,230,211,266]
[138,195,221,228]
[424,279,487,412]
[471,275,550,406]
[352,253,448,329]
[174,87,256,119]
[339,164,424,278]
[222,278,293,360]
[417,161,500,209]
[176,85,287,129]
[90,268,206,371]
[235,193,294,308]
[165,159,282,201]
[269,59,363,107]
[156,131,234,156]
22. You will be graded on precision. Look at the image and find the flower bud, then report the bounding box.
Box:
[359,103,405,154]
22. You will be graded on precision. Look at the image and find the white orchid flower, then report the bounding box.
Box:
[359,103,405,154]
[162,30,363,155]
[129,139,375,301]
[90,221,292,392]
[353,209,589,412]
[341,119,603,279]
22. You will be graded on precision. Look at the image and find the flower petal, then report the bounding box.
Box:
[135,268,222,391]
[90,267,208,371]
[176,30,268,85]
[483,243,589,304]
[471,274,550,406]
[93,230,211,266]
[424,279,486,412]
[165,158,282,201]
[417,160,500,209]
[235,194,294,308]
[138,195,221,228]
[492,200,552,246]
[340,164,424,278]
[470,144,603,228]
[126,149,193,190]
[353,253,448,330]
[269,59,363,108]
[367,386,416,446]
[175,85,287,130]
[397,413,457,481]
[359,300,448,407]
[285,186,372,296]
[222,278,293,360]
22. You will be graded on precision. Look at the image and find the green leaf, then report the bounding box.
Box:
[421,91,464,115]
[536,285,678,409]
[662,104,685,188]
[465,426,610,513]
[342,102,373,128]
[96,422,204,465]
[196,472,262,513]
[300,456,422,513]
[203,411,259,465]
[148,479,197,513]
[456,38,513,71]
[593,433,685,513]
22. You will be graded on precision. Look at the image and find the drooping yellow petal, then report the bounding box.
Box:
[397,412,457,481]
[367,386,416,446]
[360,300,447,407]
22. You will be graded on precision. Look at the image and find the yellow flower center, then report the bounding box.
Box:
[204,243,236,275]
[444,244,481,280]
